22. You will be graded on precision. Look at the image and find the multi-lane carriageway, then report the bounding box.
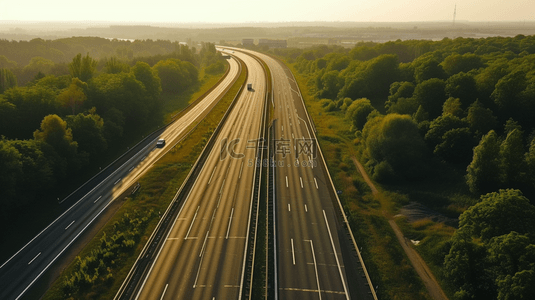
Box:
[0,55,241,300]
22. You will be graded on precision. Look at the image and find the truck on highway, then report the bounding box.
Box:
[247,83,252,91]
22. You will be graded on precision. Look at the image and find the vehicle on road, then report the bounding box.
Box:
[247,83,253,91]
[156,139,165,148]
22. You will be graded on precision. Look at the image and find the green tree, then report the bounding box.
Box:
[0,68,17,93]
[467,100,497,137]
[445,72,478,109]
[442,97,463,117]
[441,53,484,76]
[413,78,447,118]
[70,53,97,82]
[67,109,107,157]
[424,113,469,149]
[414,58,447,83]
[317,70,343,99]
[500,129,526,186]
[460,189,535,240]
[365,114,428,180]
[131,61,162,101]
[346,98,375,130]
[104,57,130,74]
[0,139,23,208]
[0,55,17,69]
[33,114,78,169]
[58,78,87,115]
[434,128,476,163]
[466,130,501,194]
[491,70,527,123]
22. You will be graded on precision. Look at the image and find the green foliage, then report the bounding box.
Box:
[500,129,526,186]
[466,130,501,194]
[62,210,154,297]
[153,58,198,94]
[413,78,447,118]
[441,53,484,76]
[442,97,463,117]
[466,100,497,137]
[365,114,428,180]
[461,189,535,240]
[414,57,447,83]
[58,77,87,115]
[70,53,97,82]
[0,68,17,93]
[131,61,162,101]
[104,57,130,74]
[445,72,477,109]
[345,98,375,130]
[434,128,476,163]
[67,109,107,157]
[444,189,535,300]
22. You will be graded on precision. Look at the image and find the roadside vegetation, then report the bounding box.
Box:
[0,39,225,264]
[270,35,535,300]
[42,54,246,300]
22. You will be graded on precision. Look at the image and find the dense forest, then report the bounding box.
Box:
[272,35,535,300]
[0,38,225,226]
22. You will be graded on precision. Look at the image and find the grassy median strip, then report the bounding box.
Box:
[285,62,433,300]
[43,63,247,300]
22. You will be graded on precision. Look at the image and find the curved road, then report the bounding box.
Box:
[0,57,241,300]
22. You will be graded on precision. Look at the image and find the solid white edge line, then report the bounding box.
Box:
[323,210,350,299]
[16,195,118,300]
[314,178,318,189]
[309,240,322,300]
[159,284,168,300]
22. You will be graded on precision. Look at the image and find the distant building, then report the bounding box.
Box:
[242,39,254,46]
[258,39,287,48]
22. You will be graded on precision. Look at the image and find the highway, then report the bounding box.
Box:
[240,49,376,300]
[133,50,267,300]
[0,57,241,300]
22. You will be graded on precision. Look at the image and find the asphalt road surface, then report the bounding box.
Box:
[134,50,267,300]
[241,49,375,300]
[0,57,240,300]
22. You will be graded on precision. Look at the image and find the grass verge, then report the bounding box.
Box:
[42,63,246,300]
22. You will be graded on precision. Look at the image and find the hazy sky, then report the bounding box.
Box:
[1,0,534,23]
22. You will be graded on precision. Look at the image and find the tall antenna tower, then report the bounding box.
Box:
[453,4,457,26]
